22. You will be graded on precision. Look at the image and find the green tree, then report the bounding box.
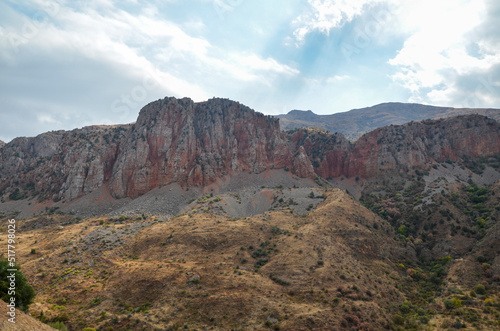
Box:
[398,225,409,237]
[0,259,35,312]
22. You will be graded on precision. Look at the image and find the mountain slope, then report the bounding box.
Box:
[277,102,500,140]
[0,303,55,330]
[286,115,500,180]
[0,98,499,221]
[12,188,414,330]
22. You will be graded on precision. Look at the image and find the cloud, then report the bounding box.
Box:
[388,0,500,108]
[292,0,381,43]
[0,0,299,142]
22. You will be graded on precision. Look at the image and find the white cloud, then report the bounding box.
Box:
[326,74,351,83]
[0,0,301,141]
[388,0,500,107]
[2,0,298,89]
[37,113,59,124]
[292,0,381,43]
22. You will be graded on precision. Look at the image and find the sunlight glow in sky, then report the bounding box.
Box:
[0,0,499,142]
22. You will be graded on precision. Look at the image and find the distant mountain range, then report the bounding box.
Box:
[1,97,499,209]
[276,102,500,140]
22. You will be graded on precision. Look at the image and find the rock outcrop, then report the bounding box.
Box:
[286,115,500,179]
[108,97,296,197]
[0,97,498,203]
[0,97,305,201]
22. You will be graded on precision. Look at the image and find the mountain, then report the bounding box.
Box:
[1,96,500,330]
[277,102,500,140]
[0,97,314,203]
[286,115,500,179]
[0,97,499,220]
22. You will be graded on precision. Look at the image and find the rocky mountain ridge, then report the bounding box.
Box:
[287,115,500,179]
[0,97,499,208]
[0,97,314,203]
[277,102,500,140]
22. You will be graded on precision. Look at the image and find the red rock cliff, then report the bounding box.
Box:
[287,115,500,179]
[108,97,301,197]
[0,98,498,203]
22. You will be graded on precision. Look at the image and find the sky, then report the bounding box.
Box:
[1,0,499,142]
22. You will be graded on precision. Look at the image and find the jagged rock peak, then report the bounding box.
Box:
[136,96,276,126]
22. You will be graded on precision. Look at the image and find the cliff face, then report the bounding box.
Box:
[0,126,123,201]
[0,97,312,201]
[0,97,498,203]
[286,115,500,179]
[108,97,299,197]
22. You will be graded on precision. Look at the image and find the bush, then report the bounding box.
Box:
[392,314,405,325]
[0,259,35,312]
[87,296,103,307]
[398,225,409,237]
[400,302,411,314]
[251,248,268,258]
[48,321,68,331]
[474,284,486,295]
[451,297,462,308]
[9,188,25,201]
[270,274,290,286]
[255,258,269,268]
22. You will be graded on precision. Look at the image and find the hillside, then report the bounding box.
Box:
[286,115,500,180]
[0,304,56,330]
[0,97,313,206]
[3,185,500,330]
[276,103,500,140]
[2,188,413,330]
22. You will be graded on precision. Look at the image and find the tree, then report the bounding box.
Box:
[398,224,409,237]
[0,259,35,312]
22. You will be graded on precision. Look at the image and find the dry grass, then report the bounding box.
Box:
[3,187,499,330]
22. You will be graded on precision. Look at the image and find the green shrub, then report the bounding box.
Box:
[399,302,411,314]
[0,259,35,312]
[398,225,409,237]
[451,297,462,308]
[474,284,486,295]
[48,321,68,331]
[87,296,103,307]
[392,314,405,325]
[9,188,25,201]
[255,258,269,268]
[251,248,268,258]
